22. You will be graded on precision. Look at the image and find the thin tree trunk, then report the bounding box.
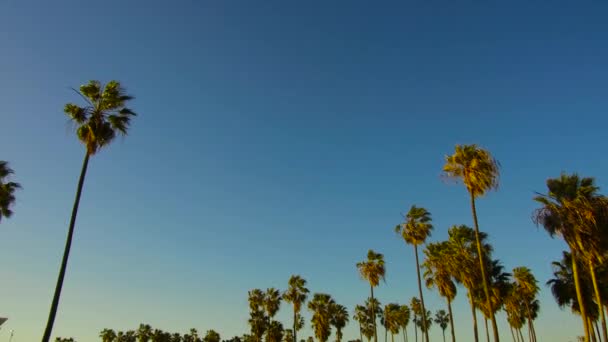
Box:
[360,323,363,342]
[589,261,608,342]
[371,286,378,342]
[509,326,515,342]
[518,329,524,342]
[447,299,456,342]
[294,309,298,342]
[443,330,446,342]
[414,245,429,342]
[470,194,499,342]
[595,321,601,342]
[468,291,479,342]
[42,152,90,342]
[484,318,490,342]
[572,252,591,342]
[403,325,408,342]
[392,333,394,342]
[590,318,597,342]
[386,326,388,342]
[414,320,418,342]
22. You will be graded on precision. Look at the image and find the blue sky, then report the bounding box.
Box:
[1,1,607,341]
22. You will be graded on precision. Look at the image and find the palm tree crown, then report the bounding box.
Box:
[0,160,20,223]
[395,205,433,246]
[443,144,499,198]
[357,250,386,287]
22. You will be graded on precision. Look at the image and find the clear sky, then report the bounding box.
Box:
[1,1,607,341]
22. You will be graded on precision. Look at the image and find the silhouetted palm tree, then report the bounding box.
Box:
[100,329,117,342]
[434,310,450,342]
[395,205,433,342]
[443,144,500,342]
[397,305,411,342]
[0,160,20,224]
[357,250,386,342]
[42,80,138,342]
[513,267,539,342]
[331,303,349,342]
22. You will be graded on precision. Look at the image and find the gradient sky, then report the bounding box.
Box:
[1,1,607,341]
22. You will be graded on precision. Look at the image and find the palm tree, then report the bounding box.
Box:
[476,259,510,342]
[512,267,539,342]
[416,310,432,336]
[533,173,606,341]
[354,305,368,342]
[266,321,284,342]
[423,241,457,342]
[203,330,221,342]
[434,310,450,342]
[308,293,336,342]
[395,205,433,342]
[283,275,310,342]
[443,144,500,342]
[397,305,411,342]
[100,329,117,342]
[448,225,492,342]
[382,304,401,342]
[249,289,269,342]
[264,288,282,319]
[410,298,421,342]
[137,324,153,342]
[42,80,137,342]
[357,249,386,342]
[331,303,349,342]
[0,160,20,224]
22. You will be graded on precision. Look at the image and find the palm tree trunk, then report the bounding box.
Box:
[470,194,499,342]
[484,317,490,342]
[371,285,378,342]
[403,325,408,342]
[468,291,479,342]
[385,326,388,342]
[41,152,90,342]
[509,326,515,342]
[414,245,429,342]
[447,299,456,342]
[595,321,601,342]
[360,323,363,342]
[518,329,524,342]
[443,329,446,342]
[392,333,394,342]
[590,318,597,342]
[414,320,418,342]
[294,310,298,342]
[572,252,591,342]
[589,261,608,342]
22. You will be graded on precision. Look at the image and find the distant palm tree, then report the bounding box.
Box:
[264,288,282,319]
[283,275,310,342]
[354,305,368,342]
[137,324,153,342]
[308,293,336,342]
[448,225,492,342]
[443,144,500,342]
[381,303,401,342]
[331,303,349,342]
[513,267,539,342]
[396,205,433,342]
[357,250,386,342]
[265,321,284,342]
[423,242,457,342]
[410,298,421,342]
[475,259,510,342]
[204,330,221,342]
[100,329,117,342]
[42,80,138,342]
[397,305,411,342]
[0,160,20,224]
[249,289,269,342]
[434,310,450,342]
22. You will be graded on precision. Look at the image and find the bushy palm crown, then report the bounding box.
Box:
[513,267,539,302]
[447,225,492,289]
[434,310,450,331]
[395,206,433,246]
[264,288,282,318]
[357,250,386,287]
[381,304,401,335]
[0,161,20,223]
[423,242,457,301]
[397,305,411,331]
[443,144,499,198]
[331,304,350,342]
[65,80,136,155]
[283,275,310,317]
[308,293,336,342]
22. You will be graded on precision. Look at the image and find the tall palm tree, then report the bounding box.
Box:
[396,205,433,342]
[264,288,282,319]
[534,173,605,341]
[0,160,20,224]
[331,303,349,342]
[137,324,153,342]
[475,259,510,342]
[283,275,310,342]
[308,293,336,342]
[443,144,500,342]
[100,329,118,342]
[423,241,457,342]
[512,267,539,342]
[357,249,386,342]
[434,310,450,342]
[382,303,401,342]
[42,80,137,342]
